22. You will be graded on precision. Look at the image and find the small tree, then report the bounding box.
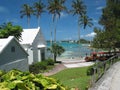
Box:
[47,43,65,62]
[0,22,23,40]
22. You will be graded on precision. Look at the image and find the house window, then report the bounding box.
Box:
[11,46,15,52]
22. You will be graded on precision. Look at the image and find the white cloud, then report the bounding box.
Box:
[93,19,98,23]
[96,6,104,10]
[0,6,9,13]
[85,32,96,37]
[60,12,68,18]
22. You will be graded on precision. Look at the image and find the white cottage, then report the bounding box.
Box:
[20,27,46,64]
[0,36,29,71]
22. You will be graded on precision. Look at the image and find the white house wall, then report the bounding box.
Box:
[27,48,33,64]
[0,39,29,71]
[32,29,46,62]
[0,59,28,72]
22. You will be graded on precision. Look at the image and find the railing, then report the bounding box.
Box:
[90,55,119,86]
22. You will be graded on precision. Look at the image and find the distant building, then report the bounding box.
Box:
[20,27,46,64]
[0,36,29,71]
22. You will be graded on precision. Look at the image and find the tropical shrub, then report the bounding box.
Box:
[29,61,47,74]
[86,65,94,76]
[0,69,66,90]
[29,58,55,74]
[46,58,54,65]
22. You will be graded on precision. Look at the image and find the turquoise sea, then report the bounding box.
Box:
[47,42,93,59]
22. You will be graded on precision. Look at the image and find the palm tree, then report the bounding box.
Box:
[47,43,65,62]
[33,0,45,27]
[20,4,34,28]
[71,0,86,44]
[79,14,93,29]
[47,0,67,43]
[71,0,86,16]
[78,14,93,43]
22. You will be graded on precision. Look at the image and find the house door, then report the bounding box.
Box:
[41,48,45,60]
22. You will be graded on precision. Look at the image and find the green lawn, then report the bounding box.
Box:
[50,67,91,90]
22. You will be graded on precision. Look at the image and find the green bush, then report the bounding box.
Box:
[0,69,66,90]
[87,65,94,76]
[46,58,54,65]
[29,59,55,74]
[38,61,48,70]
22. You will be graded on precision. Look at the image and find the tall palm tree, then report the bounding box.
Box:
[78,14,93,43]
[71,0,86,44]
[20,4,34,28]
[47,0,67,43]
[71,0,86,16]
[33,0,45,27]
[79,14,93,29]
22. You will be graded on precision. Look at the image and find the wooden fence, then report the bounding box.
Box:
[90,55,119,86]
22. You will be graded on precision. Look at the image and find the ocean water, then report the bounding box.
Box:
[47,42,93,59]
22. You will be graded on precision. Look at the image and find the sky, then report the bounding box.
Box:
[0,0,106,41]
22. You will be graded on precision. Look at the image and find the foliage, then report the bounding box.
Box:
[0,22,23,40]
[79,14,93,29]
[47,0,67,22]
[70,0,86,16]
[46,58,55,65]
[47,43,65,62]
[70,0,93,44]
[29,58,54,74]
[50,67,91,90]
[77,38,90,44]
[33,0,46,26]
[86,65,94,76]
[92,0,120,50]
[20,4,34,28]
[0,69,66,90]
[47,0,67,42]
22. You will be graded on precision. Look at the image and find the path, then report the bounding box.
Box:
[43,59,94,76]
[89,61,120,90]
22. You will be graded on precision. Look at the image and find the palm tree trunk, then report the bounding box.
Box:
[27,17,30,28]
[54,53,57,62]
[50,31,53,45]
[38,16,40,27]
[54,28,56,43]
[54,16,58,43]
[78,21,81,57]
[78,24,80,44]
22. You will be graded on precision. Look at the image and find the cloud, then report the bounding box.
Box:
[93,19,98,23]
[0,6,9,13]
[96,6,104,10]
[60,12,68,18]
[85,32,96,38]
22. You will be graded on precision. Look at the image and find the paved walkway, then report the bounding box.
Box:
[43,60,94,76]
[89,61,120,90]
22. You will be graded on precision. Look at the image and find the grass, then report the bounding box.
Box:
[50,66,91,90]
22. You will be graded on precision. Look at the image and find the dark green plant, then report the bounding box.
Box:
[0,22,23,40]
[33,0,46,27]
[47,43,65,62]
[47,0,67,43]
[20,4,34,28]
[29,59,55,74]
[38,61,48,70]
[46,58,54,65]
[86,65,94,76]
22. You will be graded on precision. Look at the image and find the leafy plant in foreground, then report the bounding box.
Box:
[0,69,66,90]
